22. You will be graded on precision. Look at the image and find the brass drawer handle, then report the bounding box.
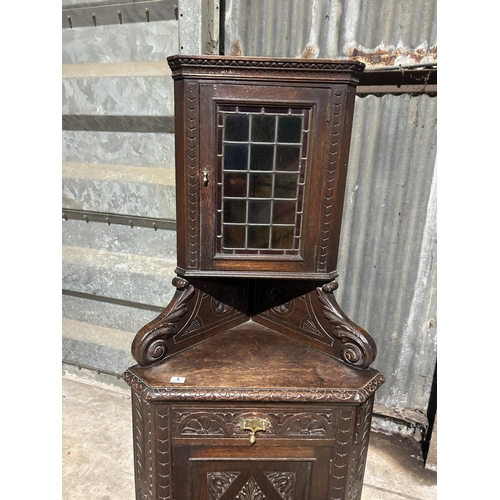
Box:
[240,417,270,445]
[202,169,209,186]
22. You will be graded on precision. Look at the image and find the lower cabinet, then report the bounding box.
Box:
[129,392,376,500]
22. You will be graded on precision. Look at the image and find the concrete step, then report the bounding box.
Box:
[62,244,177,308]
[62,162,176,218]
[62,318,136,377]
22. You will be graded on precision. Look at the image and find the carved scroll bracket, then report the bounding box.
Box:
[131,277,195,366]
[317,281,377,369]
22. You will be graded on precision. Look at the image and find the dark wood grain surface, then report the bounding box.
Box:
[129,322,379,391]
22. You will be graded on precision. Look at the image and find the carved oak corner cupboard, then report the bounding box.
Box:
[123,55,385,500]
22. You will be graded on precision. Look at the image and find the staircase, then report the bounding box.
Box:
[62,0,180,387]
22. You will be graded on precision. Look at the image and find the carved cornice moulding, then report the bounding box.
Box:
[123,370,385,404]
[167,55,365,83]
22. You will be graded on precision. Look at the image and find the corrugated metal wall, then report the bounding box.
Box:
[223,0,437,67]
[62,0,181,377]
[339,94,437,411]
[222,0,437,415]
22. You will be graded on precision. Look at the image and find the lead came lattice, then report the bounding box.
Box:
[217,106,310,256]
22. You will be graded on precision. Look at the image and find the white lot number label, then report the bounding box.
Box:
[170,376,186,384]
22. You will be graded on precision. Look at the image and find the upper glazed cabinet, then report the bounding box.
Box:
[168,55,365,280]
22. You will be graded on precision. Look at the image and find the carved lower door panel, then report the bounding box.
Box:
[191,458,313,500]
[173,445,331,499]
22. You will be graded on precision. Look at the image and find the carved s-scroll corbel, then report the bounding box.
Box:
[317,281,377,369]
[131,277,195,366]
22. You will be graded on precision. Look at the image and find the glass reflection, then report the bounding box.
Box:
[249,173,273,198]
[225,114,249,141]
[271,226,295,249]
[274,174,298,198]
[251,115,276,142]
[224,144,248,170]
[224,173,247,197]
[275,146,300,171]
[223,225,246,248]
[272,200,296,224]
[248,200,271,224]
[248,225,270,248]
[250,144,274,171]
[278,115,302,143]
[224,199,246,223]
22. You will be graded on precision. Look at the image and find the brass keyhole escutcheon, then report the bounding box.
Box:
[240,417,270,445]
[202,170,209,186]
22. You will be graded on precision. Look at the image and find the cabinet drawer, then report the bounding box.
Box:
[172,406,347,441]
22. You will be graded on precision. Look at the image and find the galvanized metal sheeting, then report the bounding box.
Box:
[223,0,437,67]
[337,94,437,410]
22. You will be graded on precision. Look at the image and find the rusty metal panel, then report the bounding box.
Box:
[222,0,437,68]
[336,94,437,411]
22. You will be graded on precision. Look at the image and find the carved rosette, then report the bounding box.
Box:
[211,284,237,315]
[131,277,195,366]
[316,281,377,369]
[178,412,227,436]
[267,286,294,316]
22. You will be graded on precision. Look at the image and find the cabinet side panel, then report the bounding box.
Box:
[316,85,351,274]
[348,396,374,500]
[174,79,201,273]
[325,84,358,273]
[131,392,173,500]
[328,407,355,500]
[155,405,172,500]
[131,390,154,500]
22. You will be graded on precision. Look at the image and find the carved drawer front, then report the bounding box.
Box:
[172,407,344,441]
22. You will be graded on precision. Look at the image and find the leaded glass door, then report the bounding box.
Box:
[218,105,309,255]
[199,83,338,279]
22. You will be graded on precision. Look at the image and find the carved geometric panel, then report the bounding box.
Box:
[208,472,240,500]
[264,471,296,500]
[174,448,318,500]
[234,477,266,500]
